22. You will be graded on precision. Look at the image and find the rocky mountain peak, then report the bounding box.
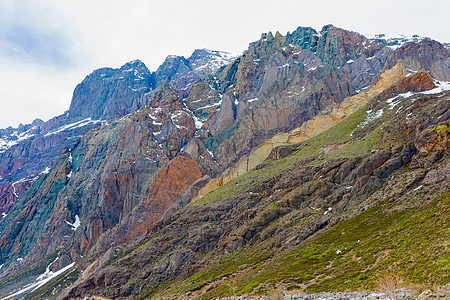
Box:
[382,38,450,80]
[368,33,426,49]
[154,55,190,87]
[188,49,236,71]
[67,59,153,122]
[286,26,320,52]
[120,59,147,69]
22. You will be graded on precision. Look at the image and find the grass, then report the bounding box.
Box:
[183,192,449,298]
[0,250,59,298]
[194,101,389,207]
[148,94,449,299]
[23,269,81,300]
[160,242,275,299]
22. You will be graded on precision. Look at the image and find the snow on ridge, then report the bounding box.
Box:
[366,33,425,50]
[0,128,36,153]
[44,118,103,137]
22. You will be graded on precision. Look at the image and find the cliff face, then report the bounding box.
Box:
[68,60,153,122]
[63,69,450,299]
[0,50,233,218]
[193,26,449,195]
[0,24,449,299]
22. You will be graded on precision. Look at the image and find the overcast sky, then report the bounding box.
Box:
[0,0,449,129]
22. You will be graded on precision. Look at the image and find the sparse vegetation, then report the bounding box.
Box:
[375,272,408,300]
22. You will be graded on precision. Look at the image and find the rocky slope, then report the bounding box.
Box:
[0,49,234,219]
[0,25,449,299]
[61,70,450,299]
[191,25,450,195]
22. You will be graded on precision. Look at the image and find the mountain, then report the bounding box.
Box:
[65,74,450,299]
[0,25,448,299]
[0,49,234,220]
[67,59,153,122]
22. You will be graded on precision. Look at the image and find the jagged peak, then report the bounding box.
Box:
[288,26,319,35]
[320,24,335,32]
[155,82,179,98]
[163,54,187,62]
[366,33,429,50]
[120,59,149,71]
[260,31,275,41]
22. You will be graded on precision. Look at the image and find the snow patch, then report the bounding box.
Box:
[128,86,147,92]
[192,115,204,130]
[195,101,221,111]
[359,109,384,128]
[421,80,450,95]
[65,215,81,231]
[12,178,27,199]
[247,98,259,103]
[206,148,215,158]
[413,185,423,191]
[40,167,51,175]
[0,262,75,299]
[0,129,36,153]
[44,118,102,137]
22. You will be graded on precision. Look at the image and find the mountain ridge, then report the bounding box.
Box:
[0,48,235,222]
[0,24,448,299]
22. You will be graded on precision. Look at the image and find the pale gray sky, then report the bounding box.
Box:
[0,0,449,128]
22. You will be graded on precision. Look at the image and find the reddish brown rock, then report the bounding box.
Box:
[380,72,435,99]
[88,154,202,255]
[415,122,450,153]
